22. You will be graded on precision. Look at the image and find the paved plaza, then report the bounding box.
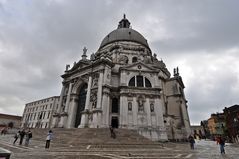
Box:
[0,134,239,159]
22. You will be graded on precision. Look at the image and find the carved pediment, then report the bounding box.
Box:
[69,60,91,72]
[120,62,157,72]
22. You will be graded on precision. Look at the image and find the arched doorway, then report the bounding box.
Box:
[75,83,87,127]
[111,98,119,113]
[111,117,119,128]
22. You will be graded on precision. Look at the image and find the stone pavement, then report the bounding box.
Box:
[1,134,239,159]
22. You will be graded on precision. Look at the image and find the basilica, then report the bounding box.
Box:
[51,15,191,141]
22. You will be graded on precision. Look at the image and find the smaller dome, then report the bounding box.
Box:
[99,28,149,49]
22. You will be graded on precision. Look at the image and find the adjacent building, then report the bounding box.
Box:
[224,105,239,143]
[21,96,60,129]
[207,113,225,138]
[0,113,22,129]
[50,15,191,141]
[190,125,205,139]
[201,120,210,139]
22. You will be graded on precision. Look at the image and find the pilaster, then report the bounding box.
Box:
[79,75,92,128]
[66,94,78,128]
[51,85,65,128]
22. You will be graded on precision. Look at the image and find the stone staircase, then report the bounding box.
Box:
[30,128,160,149]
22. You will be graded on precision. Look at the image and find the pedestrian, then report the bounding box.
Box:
[25,129,32,146]
[218,136,225,154]
[45,130,53,149]
[216,136,220,145]
[13,130,20,144]
[188,135,195,150]
[1,127,7,135]
[19,129,25,145]
[109,126,116,139]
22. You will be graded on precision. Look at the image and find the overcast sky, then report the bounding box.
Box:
[0,0,239,125]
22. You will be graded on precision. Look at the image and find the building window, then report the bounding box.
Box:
[136,75,143,87]
[145,78,152,87]
[128,76,152,88]
[128,102,132,111]
[47,112,50,119]
[129,76,135,86]
[132,57,138,63]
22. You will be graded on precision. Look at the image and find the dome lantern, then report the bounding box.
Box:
[117,14,131,29]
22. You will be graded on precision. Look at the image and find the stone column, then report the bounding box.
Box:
[96,71,103,109]
[92,71,103,128]
[66,94,78,128]
[146,98,152,126]
[101,91,110,127]
[58,85,65,113]
[79,75,92,128]
[132,97,138,128]
[59,82,73,127]
[65,82,73,112]
[155,98,168,141]
[51,85,65,128]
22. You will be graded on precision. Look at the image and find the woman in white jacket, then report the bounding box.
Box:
[45,130,53,149]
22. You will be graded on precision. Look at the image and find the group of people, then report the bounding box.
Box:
[12,129,53,149]
[13,129,32,146]
[188,134,226,154]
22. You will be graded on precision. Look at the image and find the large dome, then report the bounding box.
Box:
[99,15,150,50]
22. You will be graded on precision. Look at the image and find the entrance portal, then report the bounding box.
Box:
[111,98,119,113]
[111,117,119,128]
[75,83,87,127]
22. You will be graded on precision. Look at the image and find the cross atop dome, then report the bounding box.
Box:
[118,14,131,29]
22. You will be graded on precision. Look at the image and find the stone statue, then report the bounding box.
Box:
[150,103,154,112]
[138,98,144,112]
[90,93,97,109]
[65,64,70,71]
[90,53,95,61]
[143,55,152,64]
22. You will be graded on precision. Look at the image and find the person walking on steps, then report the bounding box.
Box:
[19,129,25,145]
[13,131,20,144]
[45,130,53,149]
[25,129,32,147]
[188,135,195,150]
[110,126,116,139]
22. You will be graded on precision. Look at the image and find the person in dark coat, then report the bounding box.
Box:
[109,126,116,139]
[13,131,20,144]
[19,129,25,145]
[218,136,226,154]
[188,135,195,149]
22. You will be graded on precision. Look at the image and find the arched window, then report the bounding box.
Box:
[145,78,152,87]
[129,76,135,86]
[132,57,138,63]
[128,76,152,88]
[136,75,143,87]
